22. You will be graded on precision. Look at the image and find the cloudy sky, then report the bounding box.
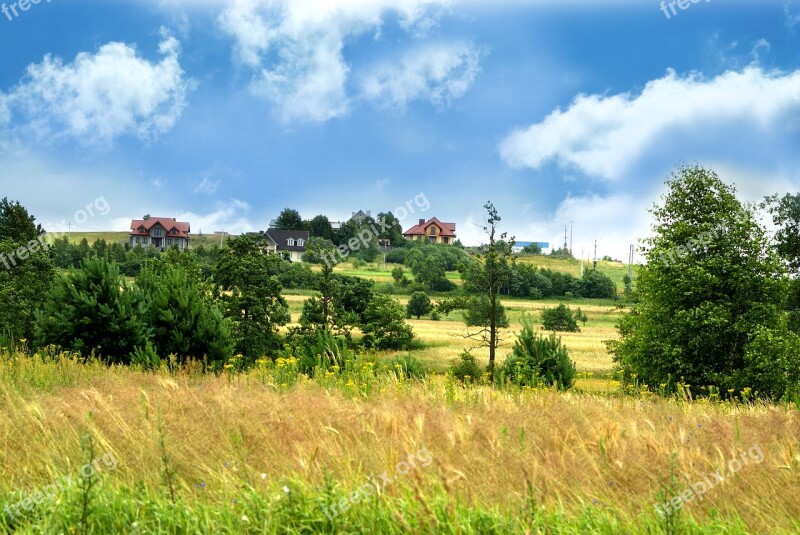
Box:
[0,0,799,259]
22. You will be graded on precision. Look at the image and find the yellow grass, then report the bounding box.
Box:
[1,359,798,533]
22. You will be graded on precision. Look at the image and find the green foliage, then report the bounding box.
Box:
[0,200,55,342]
[522,243,542,255]
[360,295,414,350]
[610,165,789,397]
[274,208,305,231]
[386,354,427,379]
[541,304,580,332]
[391,266,409,286]
[735,326,800,400]
[302,237,337,264]
[448,351,483,383]
[137,263,233,367]
[578,270,616,299]
[406,291,433,319]
[765,192,800,274]
[34,257,150,364]
[213,236,290,360]
[308,214,334,240]
[502,317,576,390]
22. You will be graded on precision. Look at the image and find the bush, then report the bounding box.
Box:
[502,318,576,390]
[360,295,414,350]
[34,257,151,364]
[733,326,800,399]
[541,304,580,332]
[449,351,483,383]
[578,270,617,299]
[406,291,433,319]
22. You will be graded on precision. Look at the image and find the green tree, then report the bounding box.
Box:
[609,166,788,397]
[0,199,54,342]
[308,215,334,240]
[213,236,290,360]
[502,316,576,390]
[137,263,233,367]
[274,208,304,231]
[302,237,337,265]
[34,257,150,364]
[407,291,433,319]
[577,270,616,299]
[541,304,580,332]
[459,202,513,379]
[765,192,800,273]
[361,295,414,350]
[522,243,542,255]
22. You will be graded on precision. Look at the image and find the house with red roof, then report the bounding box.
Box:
[129,217,191,251]
[403,217,457,245]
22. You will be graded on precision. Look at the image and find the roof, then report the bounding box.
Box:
[129,218,191,238]
[403,217,457,238]
[264,229,309,252]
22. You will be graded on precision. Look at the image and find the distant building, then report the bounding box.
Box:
[512,241,550,254]
[349,210,372,224]
[403,217,457,245]
[129,217,190,251]
[262,229,309,263]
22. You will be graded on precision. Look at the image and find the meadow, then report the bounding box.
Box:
[1,353,798,533]
[7,241,796,534]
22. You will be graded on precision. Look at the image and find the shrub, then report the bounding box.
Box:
[406,291,433,319]
[449,351,483,383]
[34,257,151,364]
[578,270,617,299]
[541,304,580,332]
[360,295,414,350]
[391,266,409,287]
[733,327,800,400]
[502,318,576,390]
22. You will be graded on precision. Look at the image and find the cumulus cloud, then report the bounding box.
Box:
[176,199,256,234]
[360,42,482,110]
[218,0,461,122]
[1,32,192,146]
[499,67,800,181]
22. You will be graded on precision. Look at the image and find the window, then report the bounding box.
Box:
[429,226,437,235]
[296,239,305,247]
[135,237,141,244]
[429,236,436,243]
[286,239,295,246]
[143,238,149,245]
[443,238,449,244]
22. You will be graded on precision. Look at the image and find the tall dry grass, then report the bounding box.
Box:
[0,352,798,533]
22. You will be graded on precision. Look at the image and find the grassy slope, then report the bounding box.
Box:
[53,231,225,248]
[1,355,797,533]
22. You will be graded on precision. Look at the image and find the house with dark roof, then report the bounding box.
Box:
[129,217,190,251]
[403,217,457,245]
[263,229,309,262]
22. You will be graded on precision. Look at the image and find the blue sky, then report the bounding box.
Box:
[0,0,799,258]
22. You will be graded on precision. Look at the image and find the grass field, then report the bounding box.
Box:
[0,354,798,533]
[52,231,227,249]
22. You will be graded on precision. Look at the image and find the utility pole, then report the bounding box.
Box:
[569,220,574,255]
[563,225,568,251]
[593,240,598,270]
[628,244,634,279]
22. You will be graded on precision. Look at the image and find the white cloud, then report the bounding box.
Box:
[1,32,192,146]
[360,42,482,110]
[176,199,256,234]
[499,66,800,181]
[194,177,221,195]
[218,0,458,122]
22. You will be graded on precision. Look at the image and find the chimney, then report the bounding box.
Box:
[419,219,425,226]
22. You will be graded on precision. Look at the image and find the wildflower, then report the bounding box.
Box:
[19,338,27,344]
[242,514,249,522]
[261,473,267,479]
[283,485,290,494]
[224,364,233,370]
